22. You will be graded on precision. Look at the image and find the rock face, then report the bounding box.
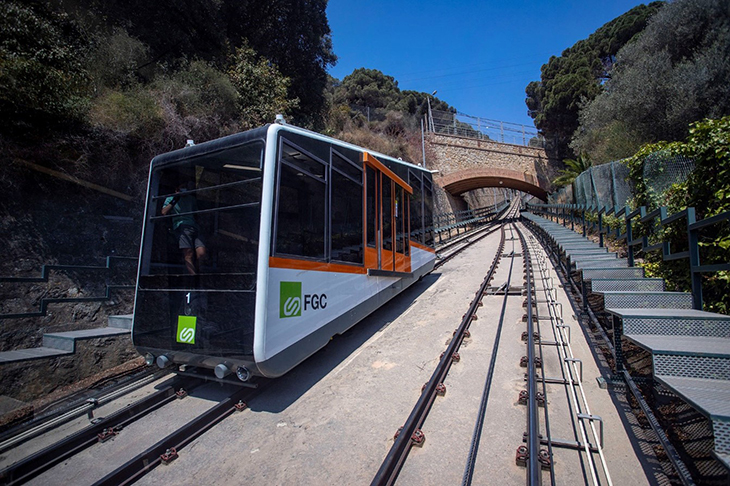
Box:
[1,160,144,405]
[0,334,139,402]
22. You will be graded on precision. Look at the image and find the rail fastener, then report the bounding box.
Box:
[97,426,122,443]
[538,449,552,470]
[160,447,178,465]
[175,388,188,399]
[521,331,540,342]
[520,356,542,368]
[234,400,247,412]
[439,351,461,362]
[394,427,426,447]
[453,329,471,339]
[515,445,528,467]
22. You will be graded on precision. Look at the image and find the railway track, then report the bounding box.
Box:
[0,203,649,485]
[373,218,618,485]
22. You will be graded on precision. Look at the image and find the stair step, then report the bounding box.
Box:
[575,260,629,269]
[609,308,730,337]
[656,375,730,456]
[0,347,72,363]
[43,327,130,352]
[595,291,692,310]
[591,278,665,292]
[108,314,133,330]
[624,334,730,380]
[581,268,645,280]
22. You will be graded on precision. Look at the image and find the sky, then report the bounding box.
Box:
[326,0,653,130]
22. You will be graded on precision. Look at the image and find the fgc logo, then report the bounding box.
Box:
[280,281,327,319]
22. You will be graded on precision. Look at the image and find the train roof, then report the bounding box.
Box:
[149,121,433,174]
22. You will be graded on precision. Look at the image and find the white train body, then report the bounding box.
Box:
[133,122,436,380]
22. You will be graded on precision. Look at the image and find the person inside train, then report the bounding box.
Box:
[162,180,206,275]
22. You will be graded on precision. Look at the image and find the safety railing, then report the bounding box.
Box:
[525,202,730,311]
[434,202,510,245]
[0,256,137,319]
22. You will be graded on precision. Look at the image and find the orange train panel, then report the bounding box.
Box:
[269,256,367,275]
[363,152,413,194]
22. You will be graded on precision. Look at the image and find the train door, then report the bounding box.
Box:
[363,153,412,274]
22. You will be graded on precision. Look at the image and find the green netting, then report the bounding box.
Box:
[548,153,693,209]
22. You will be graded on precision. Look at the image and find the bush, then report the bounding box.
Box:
[89,87,164,137]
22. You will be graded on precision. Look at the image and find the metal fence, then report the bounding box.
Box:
[549,152,695,209]
[430,109,545,148]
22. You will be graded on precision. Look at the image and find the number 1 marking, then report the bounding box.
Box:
[186,292,191,304]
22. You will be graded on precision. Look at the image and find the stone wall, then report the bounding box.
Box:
[427,133,558,192]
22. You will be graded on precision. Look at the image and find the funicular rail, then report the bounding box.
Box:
[373,203,614,485]
[520,203,730,485]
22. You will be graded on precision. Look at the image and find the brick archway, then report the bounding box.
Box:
[437,167,548,200]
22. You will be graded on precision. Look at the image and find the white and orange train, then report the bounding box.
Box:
[133,119,436,383]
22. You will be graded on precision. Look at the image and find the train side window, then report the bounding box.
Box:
[275,141,326,259]
[382,177,392,251]
[366,166,377,249]
[395,185,404,253]
[408,171,423,244]
[423,178,434,247]
[331,151,363,264]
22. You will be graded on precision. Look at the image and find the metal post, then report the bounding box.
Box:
[687,208,703,310]
[626,211,634,267]
[421,118,427,169]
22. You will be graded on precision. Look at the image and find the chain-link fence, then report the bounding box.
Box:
[549,152,695,208]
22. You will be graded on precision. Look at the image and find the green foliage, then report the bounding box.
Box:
[76,0,335,128]
[624,116,730,312]
[552,153,592,187]
[228,45,299,129]
[337,68,402,110]
[525,2,663,159]
[0,1,91,132]
[86,29,149,91]
[573,0,730,161]
[89,88,164,137]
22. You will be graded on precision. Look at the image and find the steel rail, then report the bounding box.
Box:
[0,369,165,454]
[516,225,542,485]
[434,199,519,271]
[371,220,508,486]
[527,240,557,486]
[521,217,696,486]
[93,384,261,486]
[0,377,198,485]
[461,224,517,485]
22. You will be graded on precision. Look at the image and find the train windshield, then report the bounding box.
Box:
[134,140,264,357]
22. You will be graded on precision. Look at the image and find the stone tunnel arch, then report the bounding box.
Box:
[437,167,549,201]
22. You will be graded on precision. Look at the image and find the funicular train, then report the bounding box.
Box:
[133,119,436,383]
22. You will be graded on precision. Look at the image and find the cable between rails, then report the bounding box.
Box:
[461,224,518,485]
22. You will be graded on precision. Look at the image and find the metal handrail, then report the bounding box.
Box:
[526,202,730,311]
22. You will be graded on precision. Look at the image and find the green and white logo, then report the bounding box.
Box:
[280,281,302,318]
[176,315,197,344]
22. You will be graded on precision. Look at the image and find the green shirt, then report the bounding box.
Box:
[164,194,199,231]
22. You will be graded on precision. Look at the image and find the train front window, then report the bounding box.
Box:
[140,141,264,289]
[135,140,264,358]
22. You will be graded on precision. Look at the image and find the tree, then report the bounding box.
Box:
[0,1,91,133]
[71,0,336,128]
[552,154,592,187]
[525,2,663,159]
[227,45,299,129]
[572,0,730,163]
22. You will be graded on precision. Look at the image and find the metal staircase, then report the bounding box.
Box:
[523,211,730,476]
